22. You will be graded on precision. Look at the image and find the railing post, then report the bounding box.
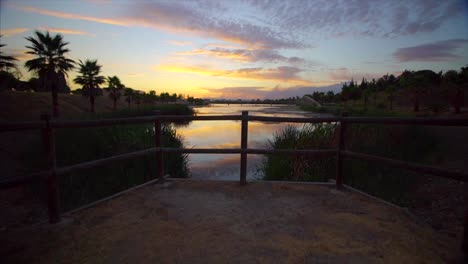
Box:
[336,112,348,189]
[463,209,468,256]
[240,111,248,185]
[463,181,468,256]
[154,111,164,183]
[41,114,60,223]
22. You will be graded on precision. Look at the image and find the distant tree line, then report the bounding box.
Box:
[210,97,298,104]
[309,68,467,114]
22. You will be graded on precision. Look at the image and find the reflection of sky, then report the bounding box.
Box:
[178,104,327,180]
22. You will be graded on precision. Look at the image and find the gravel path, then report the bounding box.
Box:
[2,180,462,263]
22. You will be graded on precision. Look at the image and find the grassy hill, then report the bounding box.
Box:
[0,91,123,121]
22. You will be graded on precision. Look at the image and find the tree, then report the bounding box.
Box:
[386,85,397,111]
[73,59,105,113]
[24,31,75,117]
[105,76,124,111]
[444,69,464,114]
[399,70,419,111]
[416,70,442,113]
[0,36,18,71]
[124,88,134,107]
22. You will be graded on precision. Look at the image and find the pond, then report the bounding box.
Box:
[176,104,330,181]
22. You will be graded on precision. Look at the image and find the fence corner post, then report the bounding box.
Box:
[336,112,348,189]
[154,111,164,183]
[41,113,60,223]
[240,111,248,185]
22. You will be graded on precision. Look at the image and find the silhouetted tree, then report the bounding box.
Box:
[0,36,18,71]
[124,88,134,107]
[74,59,105,113]
[105,76,124,111]
[24,31,75,117]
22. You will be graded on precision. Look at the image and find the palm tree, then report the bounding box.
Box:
[24,31,75,117]
[105,76,124,111]
[0,36,18,71]
[73,59,105,113]
[124,88,134,108]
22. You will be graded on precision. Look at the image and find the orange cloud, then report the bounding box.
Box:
[155,64,310,84]
[13,5,128,26]
[1,48,33,61]
[177,49,250,62]
[177,47,305,64]
[167,40,192,46]
[38,27,93,36]
[1,28,29,36]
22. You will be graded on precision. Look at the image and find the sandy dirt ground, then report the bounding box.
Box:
[2,180,463,264]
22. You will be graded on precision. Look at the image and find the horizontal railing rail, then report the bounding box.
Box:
[3,115,468,131]
[1,111,467,254]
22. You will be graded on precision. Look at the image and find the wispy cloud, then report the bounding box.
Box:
[393,39,468,62]
[11,1,464,48]
[156,64,310,84]
[246,0,464,38]
[1,48,33,61]
[125,2,303,49]
[1,28,29,36]
[167,40,193,46]
[177,47,305,64]
[12,5,128,26]
[38,27,93,36]
[127,73,145,77]
[12,3,302,49]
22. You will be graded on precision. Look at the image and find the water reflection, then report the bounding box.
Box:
[177,104,328,180]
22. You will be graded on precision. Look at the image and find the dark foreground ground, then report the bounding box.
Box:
[2,180,463,263]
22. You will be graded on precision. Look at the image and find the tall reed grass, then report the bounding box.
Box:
[261,122,437,206]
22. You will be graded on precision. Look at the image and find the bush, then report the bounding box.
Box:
[261,124,336,182]
[55,123,188,210]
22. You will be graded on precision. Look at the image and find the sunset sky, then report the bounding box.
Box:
[1,0,467,99]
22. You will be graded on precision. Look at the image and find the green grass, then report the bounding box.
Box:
[299,104,414,117]
[261,121,438,206]
[27,107,192,211]
[261,124,336,182]
[69,104,194,120]
[55,123,188,210]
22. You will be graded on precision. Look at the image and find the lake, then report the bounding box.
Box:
[176,104,328,181]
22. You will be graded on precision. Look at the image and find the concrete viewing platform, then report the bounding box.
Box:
[2,180,461,263]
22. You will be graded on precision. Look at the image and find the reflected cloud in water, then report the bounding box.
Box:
[178,104,329,180]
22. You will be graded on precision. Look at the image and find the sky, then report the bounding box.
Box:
[1,0,467,99]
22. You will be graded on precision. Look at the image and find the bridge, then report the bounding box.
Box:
[1,112,467,263]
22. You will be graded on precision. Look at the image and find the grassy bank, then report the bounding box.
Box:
[1,95,193,211]
[261,121,439,206]
[0,91,194,121]
[50,106,191,210]
[55,122,188,210]
[261,124,336,182]
[299,104,415,117]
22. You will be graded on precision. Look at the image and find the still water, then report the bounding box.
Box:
[176,104,328,181]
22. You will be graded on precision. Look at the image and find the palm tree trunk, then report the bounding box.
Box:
[52,86,59,117]
[90,95,95,113]
[48,71,59,117]
[113,98,117,111]
[454,89,463,114]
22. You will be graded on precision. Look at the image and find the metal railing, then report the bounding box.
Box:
[0,111,467,253]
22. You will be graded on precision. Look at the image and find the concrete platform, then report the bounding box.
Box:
[2,180,461,263]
